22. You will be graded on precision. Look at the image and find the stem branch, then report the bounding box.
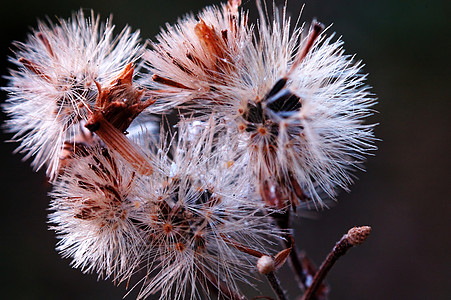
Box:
[266,271,288,300]
[301,226,372,300]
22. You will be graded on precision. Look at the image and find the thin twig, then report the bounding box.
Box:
[271,210,308,291]
[301,226,372,300]
[287,239,308,291]
[266,271,288,300]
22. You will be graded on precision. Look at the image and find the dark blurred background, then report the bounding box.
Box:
[1,0,449,299]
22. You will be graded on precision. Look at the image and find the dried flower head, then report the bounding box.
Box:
[144,0,376,209]
[2,10,144,180]
[49,144,144,281]
[143,0,251,110]
[132,119,281,299]
[49,118,282,299]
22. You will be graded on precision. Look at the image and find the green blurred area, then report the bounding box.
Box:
[1,0,449,299]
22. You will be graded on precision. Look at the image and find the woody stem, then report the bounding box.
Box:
[266,271,287,300]
[301,226,372,300]
[272,210,307,291]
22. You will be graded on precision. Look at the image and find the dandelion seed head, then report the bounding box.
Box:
[4,1,378,299]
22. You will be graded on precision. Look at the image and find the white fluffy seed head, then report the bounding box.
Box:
[142,0,252,111]
[49,144,145,282]
[49,118,283,299]
[3,10,144,180]
[145,1,377,209]
[237,12,377,209]
[131,119,282,300]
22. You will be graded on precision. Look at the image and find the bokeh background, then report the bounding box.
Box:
[1,0,449,299]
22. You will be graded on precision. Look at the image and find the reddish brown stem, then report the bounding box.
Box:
[301,226,372,300]
[272,211,308,292]
[266,272,287,300]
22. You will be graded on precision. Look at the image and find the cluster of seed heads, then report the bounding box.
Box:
[2,1,376,299]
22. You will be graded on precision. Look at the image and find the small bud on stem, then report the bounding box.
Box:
[301,226,372,300]
[257,255,275,275]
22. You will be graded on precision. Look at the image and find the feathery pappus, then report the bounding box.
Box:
[3,1,378,299]
[50,118,283,299]
[143,0,377,209]
[2,10,153,180]
[142,0,251,111]
[132,118,282,299]
[49,144,145,282]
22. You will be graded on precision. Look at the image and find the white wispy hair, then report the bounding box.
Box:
[223,5,377,208]
[49,145,145,282]
[2,1,378,299]
[143,0,376,209]
[49,118,282,299]
[3,10,144,180]
[131,118,282,299]
[142,0,251,111]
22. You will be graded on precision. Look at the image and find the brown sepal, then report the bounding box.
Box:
[86,115,153,176]
[36,32,54,57]
[86,63,155,133]
[195,19,224,61]
[274,246,292,270]
[261,179,285,209]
